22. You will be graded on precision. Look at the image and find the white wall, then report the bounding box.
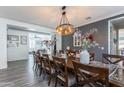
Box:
[7,29,29,61]
[0,21,7,69]
[56,34,62,51]
[0,17,57,69]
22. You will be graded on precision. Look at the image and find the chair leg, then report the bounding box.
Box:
[43,70,46,80]
[76,76,78,87]
[35,64,38,72]
[55,77,58,87]
[64,83,68,87]
[48,74,52,86]
[36,65,39,75]
[39,67,42,76]
[33,63,36,70]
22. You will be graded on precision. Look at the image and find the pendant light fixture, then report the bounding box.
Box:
[56,6,74,36]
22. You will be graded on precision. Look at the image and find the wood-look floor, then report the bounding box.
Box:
[0,55,55,87]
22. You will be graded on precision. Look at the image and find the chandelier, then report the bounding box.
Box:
[56,6,74,36]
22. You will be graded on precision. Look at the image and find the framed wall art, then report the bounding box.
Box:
[7,35,19,48]
[73,28,82,47]
[7,35,19,41]
[20,35,27,45]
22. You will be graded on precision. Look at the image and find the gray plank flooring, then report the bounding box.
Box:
[0,55,55,87]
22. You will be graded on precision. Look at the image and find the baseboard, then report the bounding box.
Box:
[7,59,28,62]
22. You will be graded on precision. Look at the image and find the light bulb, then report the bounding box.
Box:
[56,29,59,32]
[59,27,62,31]
[65,30,67,34]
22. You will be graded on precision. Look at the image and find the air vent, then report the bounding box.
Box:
[85,17,92,20]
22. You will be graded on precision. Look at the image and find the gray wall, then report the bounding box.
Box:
[62,13,124,61]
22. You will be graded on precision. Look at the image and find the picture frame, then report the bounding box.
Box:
[20,35,27,45]
[7,35,19,41]
[73,29,82,47]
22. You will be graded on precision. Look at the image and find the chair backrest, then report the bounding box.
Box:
[52,56,68,84]
[102,53,124,64]
[42,54,49,59]
[42,54,51,71]
[33,51,40,64]
[72,60,109,86]
[32,51,35,54]
[32,51,36,61]
[66,50,76,58]
[36,50,41,56]
[59,50,64,54]
[35,54,42,64]
[89,52,95,61]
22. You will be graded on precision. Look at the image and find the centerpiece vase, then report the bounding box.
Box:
[80,49,90,64]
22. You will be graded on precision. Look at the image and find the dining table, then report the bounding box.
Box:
[50,55,124,87]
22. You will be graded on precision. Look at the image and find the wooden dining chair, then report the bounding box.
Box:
[89,52,95,61]
[53,56,76,87]
[102,53,124,64]
[35,53,43,75]
[38,56,44,76]
[32,52,39,72]
[66,50,76,58]
[42,54,55,86]
[52,56,68,87]
[72,60,109,87]
[59,50,64,54]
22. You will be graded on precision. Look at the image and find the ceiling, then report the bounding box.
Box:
[7,24,51,34]
[0,6,124,29]
[111,17,124,29]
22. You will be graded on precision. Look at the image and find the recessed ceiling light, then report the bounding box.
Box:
[85,17,92,20]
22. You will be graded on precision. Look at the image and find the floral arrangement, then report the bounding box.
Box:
[80,28,104,50]
[42,40,56,49]
[42,35,56,47]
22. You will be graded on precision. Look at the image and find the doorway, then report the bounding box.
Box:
[109,17,124,55]
[29,33,52,54]
[7,25,53,63]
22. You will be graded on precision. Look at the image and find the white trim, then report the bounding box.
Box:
[109,16,124,22]
[108,20,111,54]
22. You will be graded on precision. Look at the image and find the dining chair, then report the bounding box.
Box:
[52,56,68,87]
[52,56,75,87]
[32,51,39,72]
[32,51,36,70]
[42,54,55,86]
[35,53,42,75]
[72,60,109,87]
[38,56,44,76]
[66,50,76,58]
[102,54,124,80]
[102,53,124,64]
[59,50,64,54]
[89,52,95,61]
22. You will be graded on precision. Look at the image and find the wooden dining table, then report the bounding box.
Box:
[50,55,124,87]
[67,58,124,87]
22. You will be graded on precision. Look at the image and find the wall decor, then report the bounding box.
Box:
[20,35,27,45]
[73,28,82,47]
[7,35,19,41]
[73,28,98,47]
[7,35,19,48]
